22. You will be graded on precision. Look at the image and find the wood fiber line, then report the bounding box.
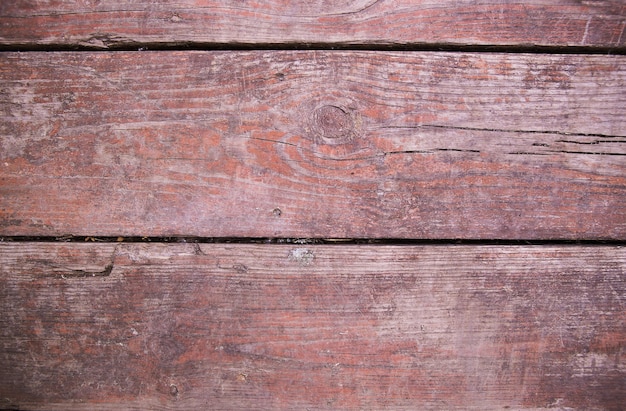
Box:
[0,243,624,410]
[1,51,625,239]
[0,1,625,49]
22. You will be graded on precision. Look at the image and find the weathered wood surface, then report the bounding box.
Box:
[1,51,625,239]
[0,243,624,410]
[0,1,625,49]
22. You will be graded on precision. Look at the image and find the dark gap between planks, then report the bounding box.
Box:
[1,236,624,246]
[1,42,625,55]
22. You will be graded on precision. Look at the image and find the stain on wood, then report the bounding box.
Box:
[0,1,624,49]
[1,1,625,409]
[1,51,625,239]
[0,243,624,410]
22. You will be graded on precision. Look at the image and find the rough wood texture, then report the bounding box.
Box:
[1,51,625,239]
[0,243,624,410]
[0,1,625,49]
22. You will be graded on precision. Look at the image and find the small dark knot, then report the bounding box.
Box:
[312,105,355,143]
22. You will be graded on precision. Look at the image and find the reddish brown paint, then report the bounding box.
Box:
[0,243,624,410]
[0,1,624,48]
[1,3,625,410]
[1,51,625,239]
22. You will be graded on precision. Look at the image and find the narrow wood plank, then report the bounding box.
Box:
[1,51,625,239]
[0,1,625,49]
[0,243,624,410]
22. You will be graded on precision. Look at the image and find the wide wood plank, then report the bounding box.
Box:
[0,243,624,410]
[0,1,625,49]
[1,51,625,239]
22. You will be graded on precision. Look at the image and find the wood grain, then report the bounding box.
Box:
[0,243,624,410]
[0,1,625,49]
[1,51,625,239]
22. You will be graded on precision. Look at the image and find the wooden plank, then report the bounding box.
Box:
[1,51,625,239]
[0,1,625,49]
[0,242,624,410]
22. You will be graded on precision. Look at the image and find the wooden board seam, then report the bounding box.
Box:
[1,43,626,54]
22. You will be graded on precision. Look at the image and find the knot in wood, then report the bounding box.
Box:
[312,105,355,143]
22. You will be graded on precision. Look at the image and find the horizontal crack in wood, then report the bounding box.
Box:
[59,264,114,278]
[385,124,625,139]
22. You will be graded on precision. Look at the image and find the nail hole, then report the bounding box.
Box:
[170,384,178,396]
